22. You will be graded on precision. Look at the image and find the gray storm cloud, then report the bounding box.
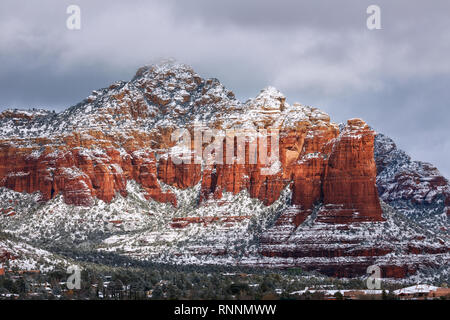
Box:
[0,0,449,177]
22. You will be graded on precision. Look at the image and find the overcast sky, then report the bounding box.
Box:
[0,0,449,177]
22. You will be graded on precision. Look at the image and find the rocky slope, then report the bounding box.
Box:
[375,134,450,233]
[0,62,448,280]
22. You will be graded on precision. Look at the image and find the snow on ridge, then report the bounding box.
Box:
[374,133,450,233]
[0,62,339,142]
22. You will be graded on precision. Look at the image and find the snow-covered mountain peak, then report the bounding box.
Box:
[133,61,199,83]
[250,86,287,110]
[0,108,53,120]
[375,133,450,232]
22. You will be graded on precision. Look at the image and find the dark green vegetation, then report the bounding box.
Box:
[0,259,409,300]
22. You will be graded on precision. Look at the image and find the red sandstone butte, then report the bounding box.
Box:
[0,118,383,224]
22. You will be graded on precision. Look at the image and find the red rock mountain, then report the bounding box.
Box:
[0,63,447,278]
[0,66,382,225]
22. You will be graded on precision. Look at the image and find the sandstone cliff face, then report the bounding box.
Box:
[319,119,383,224]
[0,144,177,207]
[0,117,381,225]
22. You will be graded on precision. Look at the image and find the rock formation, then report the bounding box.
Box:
[0,62,447,279]
[0,64,384,226]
